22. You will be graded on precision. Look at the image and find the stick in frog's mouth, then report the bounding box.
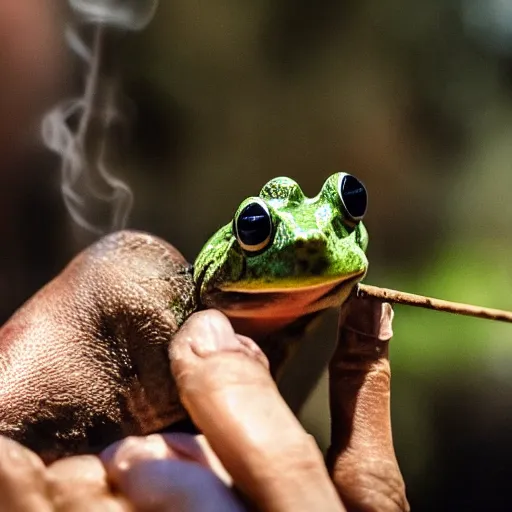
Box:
[202,271,365,319]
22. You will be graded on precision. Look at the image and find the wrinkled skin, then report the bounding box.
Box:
[0,293,409,511]
[0,230,197,462]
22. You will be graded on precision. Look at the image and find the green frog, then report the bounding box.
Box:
[194,172,369,373]
[0,172,369,461]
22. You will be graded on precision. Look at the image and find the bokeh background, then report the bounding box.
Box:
[1,0,512,509]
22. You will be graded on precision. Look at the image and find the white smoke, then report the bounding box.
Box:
[41,0,158,234]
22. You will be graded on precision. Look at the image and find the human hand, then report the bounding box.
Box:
[158,302,409,511]
[0,432,249,511]
[0,299,407,512]
[0,229,408,510]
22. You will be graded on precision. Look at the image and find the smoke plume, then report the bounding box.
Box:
[41,0,158,234]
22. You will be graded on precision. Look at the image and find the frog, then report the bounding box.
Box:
[194,172,369,373]
[0,172,369,462]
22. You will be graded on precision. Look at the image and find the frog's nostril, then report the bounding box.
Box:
[306,245,322,255]
[294,254,329,275]
[296,258,310,273]
[293,238,328,270]
[295,237,327,253]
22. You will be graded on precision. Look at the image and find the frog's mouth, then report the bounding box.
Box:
[203,271,364,320]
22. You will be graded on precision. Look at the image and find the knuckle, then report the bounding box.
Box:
[0,436,46,478]
[333,459,409,512]
[47,455,107,495]
[0,437,51,507]
[271,433,326,478]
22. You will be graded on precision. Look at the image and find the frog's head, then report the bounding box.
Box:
[194,173,369,331]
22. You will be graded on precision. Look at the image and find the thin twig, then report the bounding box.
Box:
[356,284,512,324]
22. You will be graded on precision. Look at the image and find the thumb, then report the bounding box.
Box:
[170,310,344,512]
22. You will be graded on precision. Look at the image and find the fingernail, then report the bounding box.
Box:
[103,435,172,473]
[379,303,394,340]
[187,311,241,357]
[159,433,209,465]
[343,299,394,340]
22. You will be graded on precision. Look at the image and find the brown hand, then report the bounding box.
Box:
[0,433,247,511]
[170,310,344,511]
[0,230,408,511]
[0,230,196,463]
[168,304,409,511]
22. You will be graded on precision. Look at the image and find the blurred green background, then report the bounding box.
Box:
[1,0,511,509]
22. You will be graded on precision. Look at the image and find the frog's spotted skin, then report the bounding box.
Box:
[194,173,369,328]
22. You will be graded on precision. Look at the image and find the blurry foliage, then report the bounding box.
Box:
[1,0,512,510]
[117,3,512,508]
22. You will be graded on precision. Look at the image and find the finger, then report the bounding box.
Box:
[102,434,245,512]
[101,434,208,473]
[327,298,409,512]
[194,434,233,487]
[104,432,233,487]
[47,455,130,512]
[0,436,52,511]
[171,310,344,512]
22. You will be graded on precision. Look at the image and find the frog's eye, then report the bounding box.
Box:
[338,174,368,222]
[234,199,273,253]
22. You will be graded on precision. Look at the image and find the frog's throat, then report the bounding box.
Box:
[201,271,364,320]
